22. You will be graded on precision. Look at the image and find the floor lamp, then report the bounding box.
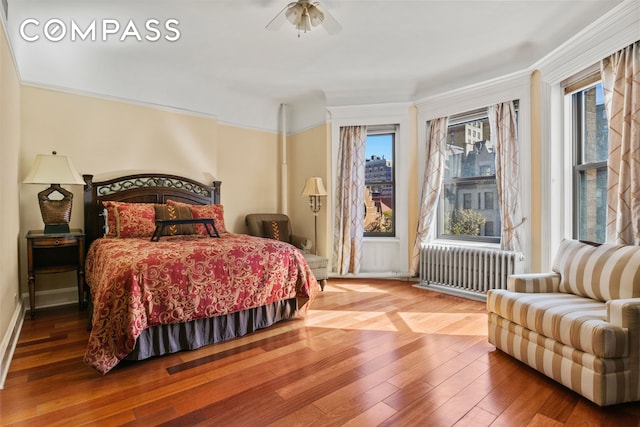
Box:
[302,177,327,255]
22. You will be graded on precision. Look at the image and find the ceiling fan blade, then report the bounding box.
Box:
[314,3,341,35]
[265,2,295,31]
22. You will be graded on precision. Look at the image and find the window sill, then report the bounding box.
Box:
[363,236,401,244]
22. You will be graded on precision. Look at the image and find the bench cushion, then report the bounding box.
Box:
[487,289,628,358]
[552,239,640,302]
[303,254,328,281]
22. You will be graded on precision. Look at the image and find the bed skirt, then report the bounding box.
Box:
[126,298,298,360]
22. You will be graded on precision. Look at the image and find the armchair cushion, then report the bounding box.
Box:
[291,235,313,252]
[553,239,640,302]
[245,213,313,250]
[488,290,627,358]
[246,213,291,237]
[507,272,561,293]
[262,220,290,242]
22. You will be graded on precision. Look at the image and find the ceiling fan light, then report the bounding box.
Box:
[308,6,324,27]
[285,4,303,25]
[297,12,311,33]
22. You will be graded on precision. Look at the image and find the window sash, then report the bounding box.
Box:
[438,175,500,243]
[364,130,396,237]
[570,79,608,243]
[437,110,501,244]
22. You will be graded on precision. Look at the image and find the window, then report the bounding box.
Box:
[570,81,607,243]
[463,193,472,209]
[364,126,395,237]
[437,105,515,244]
[485,221,494,236]
[484,192,494,210]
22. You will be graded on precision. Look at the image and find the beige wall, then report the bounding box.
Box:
[18,87,221,293]
[20,86,220,185]
[216,123,280,232]
[0,18,23,380]
[288,124,330,257]
[18,88,282,295]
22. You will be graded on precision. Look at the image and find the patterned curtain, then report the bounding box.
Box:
[333,125,367,275]
[488,101,525,253]
[410,117,448,275]
[601,41,640,245]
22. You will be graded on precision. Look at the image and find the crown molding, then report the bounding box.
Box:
[415,69,530,122]
[22,81,220,120]
[327,102,414,124]
[532,0,639,85]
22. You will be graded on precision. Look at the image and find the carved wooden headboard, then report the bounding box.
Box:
[83,173,221,248]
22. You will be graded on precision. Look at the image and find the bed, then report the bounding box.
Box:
[82,173,319,374]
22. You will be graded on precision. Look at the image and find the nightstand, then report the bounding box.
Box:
[26,229,85,319]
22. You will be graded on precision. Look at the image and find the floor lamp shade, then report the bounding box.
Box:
[302,177,327,198]
[23,152,84,233]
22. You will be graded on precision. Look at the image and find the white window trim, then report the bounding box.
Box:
[364,124,397,238]
[415,71,532,271]
[328,102,412,275]
[535,0,638,269]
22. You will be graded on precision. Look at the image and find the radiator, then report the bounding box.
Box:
[417,244,524,300]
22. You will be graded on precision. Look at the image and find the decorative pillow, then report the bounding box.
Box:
[154,205,195,235]
[262,220,290,243]
[167,200,228,234]
[102,201,157,238]
[554,239,640,301]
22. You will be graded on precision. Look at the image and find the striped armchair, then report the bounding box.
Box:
[487,239,640,406]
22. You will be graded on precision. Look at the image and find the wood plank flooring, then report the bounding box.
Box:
[2,278,640,426]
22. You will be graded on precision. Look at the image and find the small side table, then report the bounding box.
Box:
[26,229,85,319]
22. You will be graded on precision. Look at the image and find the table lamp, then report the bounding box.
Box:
[23,151,84,233]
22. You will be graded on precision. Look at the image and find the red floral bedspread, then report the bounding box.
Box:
[84,233,318,374]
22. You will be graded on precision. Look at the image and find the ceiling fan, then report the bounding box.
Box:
[266,0,342,37]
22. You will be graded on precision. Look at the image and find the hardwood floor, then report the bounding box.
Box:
[2,278,640,426]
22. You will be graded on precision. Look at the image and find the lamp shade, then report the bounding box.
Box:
[285,3,303,25]
[308,5,324,27]
[302,177,327,196]
[23,152,84,185]
[296,11,311,32]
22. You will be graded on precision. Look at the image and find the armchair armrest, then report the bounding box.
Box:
[608,298,640,329]
[507,272,561,293]
[290,234,312,252]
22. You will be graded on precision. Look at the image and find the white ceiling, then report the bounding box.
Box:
[5,0,626,118]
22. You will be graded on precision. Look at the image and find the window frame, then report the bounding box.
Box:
[436,108,503,244]
[570,80,608,243]
[363,125,396,238]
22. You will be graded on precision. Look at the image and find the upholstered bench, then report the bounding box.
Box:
[487,239,640,406]
[300,253,328,290]
[245,213,328,290]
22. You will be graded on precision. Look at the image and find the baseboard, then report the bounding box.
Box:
[328,272,414,280]
[0,299,24,389]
